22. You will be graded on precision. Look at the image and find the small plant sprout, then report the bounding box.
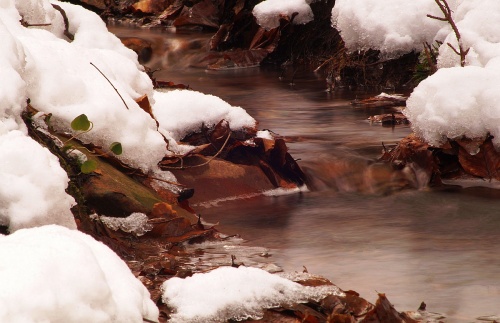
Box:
[64,114,123,174]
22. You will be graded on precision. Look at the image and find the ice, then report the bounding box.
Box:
[99,213,153,237]
[161,266,340,323]
[0,225,159,323]
[253,0,314,30]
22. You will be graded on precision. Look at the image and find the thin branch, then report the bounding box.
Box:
[90,62,129,110]
[51,3,74,41]
[447,43,461,56]
[428,0,469,67]
[161,131,232,169]
[426,14,447,21]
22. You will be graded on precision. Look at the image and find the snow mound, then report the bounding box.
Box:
[161,266,340,322]
[331,0,456,57]
[405,1,500,146]
[153,89,255,144]
[0,225,159,323]
[0,131,76,232]
[405,65,500,147]
[19,1,166,171]
[253,0,314,30]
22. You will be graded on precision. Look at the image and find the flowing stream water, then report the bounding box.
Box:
[110,26,500,322]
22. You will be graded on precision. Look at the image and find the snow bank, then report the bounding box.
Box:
[253,0,314,30]
[331,0,451,57]
[0,131,76,232]
[153,89,256,143]
[0,225,159,323]
[333,0,500,147]
[404,1,500,146]
[19,1,166,171]
[161,266,341,322]
[406,63,500,147]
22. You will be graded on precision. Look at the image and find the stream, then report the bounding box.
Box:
[110,26,500,322]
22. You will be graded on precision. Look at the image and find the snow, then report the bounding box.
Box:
[0,131,76,232]
[332,0,500,147]
[253,0,314,30]
[405,64,500,147]
[0,225,159,323]
[0,0,258,232]
[404,0,500,146]
[331,0,453,57]
[153,89,256,145]
[436,0,500,68]
[161,266,342,323]
[21,1,166,172]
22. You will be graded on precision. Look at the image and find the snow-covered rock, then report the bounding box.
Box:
[253,0,315,30]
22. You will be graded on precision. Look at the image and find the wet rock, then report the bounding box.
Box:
[167,156,276,204]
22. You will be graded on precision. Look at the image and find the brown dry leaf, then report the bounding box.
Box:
[135,94,156,120]
[363,293,419,323]
[146,217,192,237]
[150,202,178,219]
[458,138,500,180]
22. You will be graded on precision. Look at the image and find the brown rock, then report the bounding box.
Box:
[169,156,275,205]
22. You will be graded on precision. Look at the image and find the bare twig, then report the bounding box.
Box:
[143,318,159,323]
[161,130,232,169]
[51,4,74,41]
[90,62,129,110]
[427,0,469,67]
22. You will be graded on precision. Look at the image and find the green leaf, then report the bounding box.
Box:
[109,142,122,155]
[71,114,91,131]
[81,160,98,174]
